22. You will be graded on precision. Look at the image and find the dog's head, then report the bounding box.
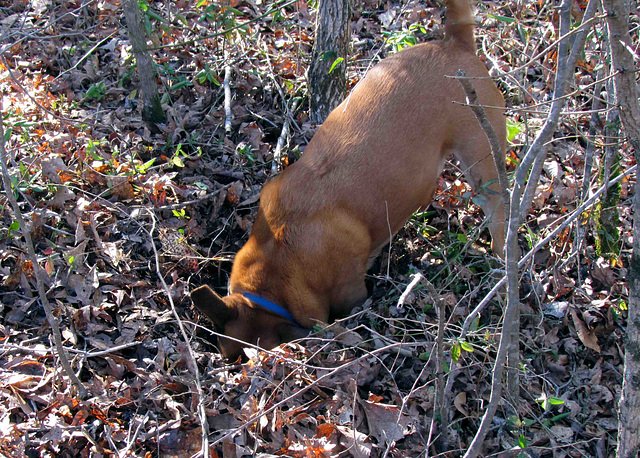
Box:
[190,285,309,361]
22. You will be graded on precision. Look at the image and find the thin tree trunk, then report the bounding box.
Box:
[601,1,640,456]
[124,0,166,125]
[308,0,350,124]
[464,0,597,455]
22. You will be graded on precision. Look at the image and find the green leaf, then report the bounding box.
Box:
[457,233,467,243]
[507,119,524,142]
[321,50,337,61]
[329,57,344,74]
[139,158,156,173]
[549,412,570,422]
[488,13,516,23]
[146,9,168,23]
[517,434,528,449]
[171,156,185,168]
[451,343,461,362]
[537,394,564,411]
[176,14,188,26]
[548,397,565,406]
[171,79,192,91]
[471,195,488,206]
[225,6,243,15]
[460,341,474,352]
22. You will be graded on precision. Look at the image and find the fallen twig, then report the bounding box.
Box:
[396,272,424,309]
[224,48,233,135]
[65,341,141,357]
[145,210,210,458]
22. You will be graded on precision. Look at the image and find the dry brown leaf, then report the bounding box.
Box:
[550,425,574,444]
[361,399,411,446]
[592,258,616,287]
[570,308,601,352]
[108,176,136,200]
[454,391,468,415]
[335,425,372,458]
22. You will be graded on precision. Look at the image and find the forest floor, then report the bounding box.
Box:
[0,0,637,456]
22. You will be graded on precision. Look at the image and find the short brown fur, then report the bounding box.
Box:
[192,0,507,361]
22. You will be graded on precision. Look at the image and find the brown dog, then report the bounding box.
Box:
[192,0,506,361]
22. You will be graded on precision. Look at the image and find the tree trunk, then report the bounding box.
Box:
[601,0,640,457]
[124,0,166,126]
[308,0,350,124]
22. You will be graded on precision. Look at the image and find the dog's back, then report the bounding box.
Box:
[271,0,506,256]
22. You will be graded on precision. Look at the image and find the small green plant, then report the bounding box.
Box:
[196,63,220,86]
[1,220,21,239]
[85,139,156,178]
[170,75,194,92]
[84,82,106,101]
[197,2,246,37]
[595,170,622,260]
[133,157,156,175]
[13,162,46,194]
[172,208,189,220]
[168,144,188,168]
[536,393,565,411]
[517,433,528,449]
[614,299,628,317]
[86,138,102,160]
[450,339,474,362]
[383,23,427,53]
[237,143,256,163]
[118,65,136,88]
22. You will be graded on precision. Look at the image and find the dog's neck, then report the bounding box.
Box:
[241,292,304,328]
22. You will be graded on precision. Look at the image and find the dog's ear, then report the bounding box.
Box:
[276,323,311,343]
[190,285,238,329]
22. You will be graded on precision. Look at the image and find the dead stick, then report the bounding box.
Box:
[145,211,210,458]
[0,109,86,398]
[455,70,510,222]
[272,97,299,173]
[519,0,598,219]
[224,48,233,134]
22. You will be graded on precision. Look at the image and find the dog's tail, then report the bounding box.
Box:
[444,0,476,52]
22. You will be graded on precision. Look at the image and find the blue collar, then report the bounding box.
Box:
[242,292,304,328]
